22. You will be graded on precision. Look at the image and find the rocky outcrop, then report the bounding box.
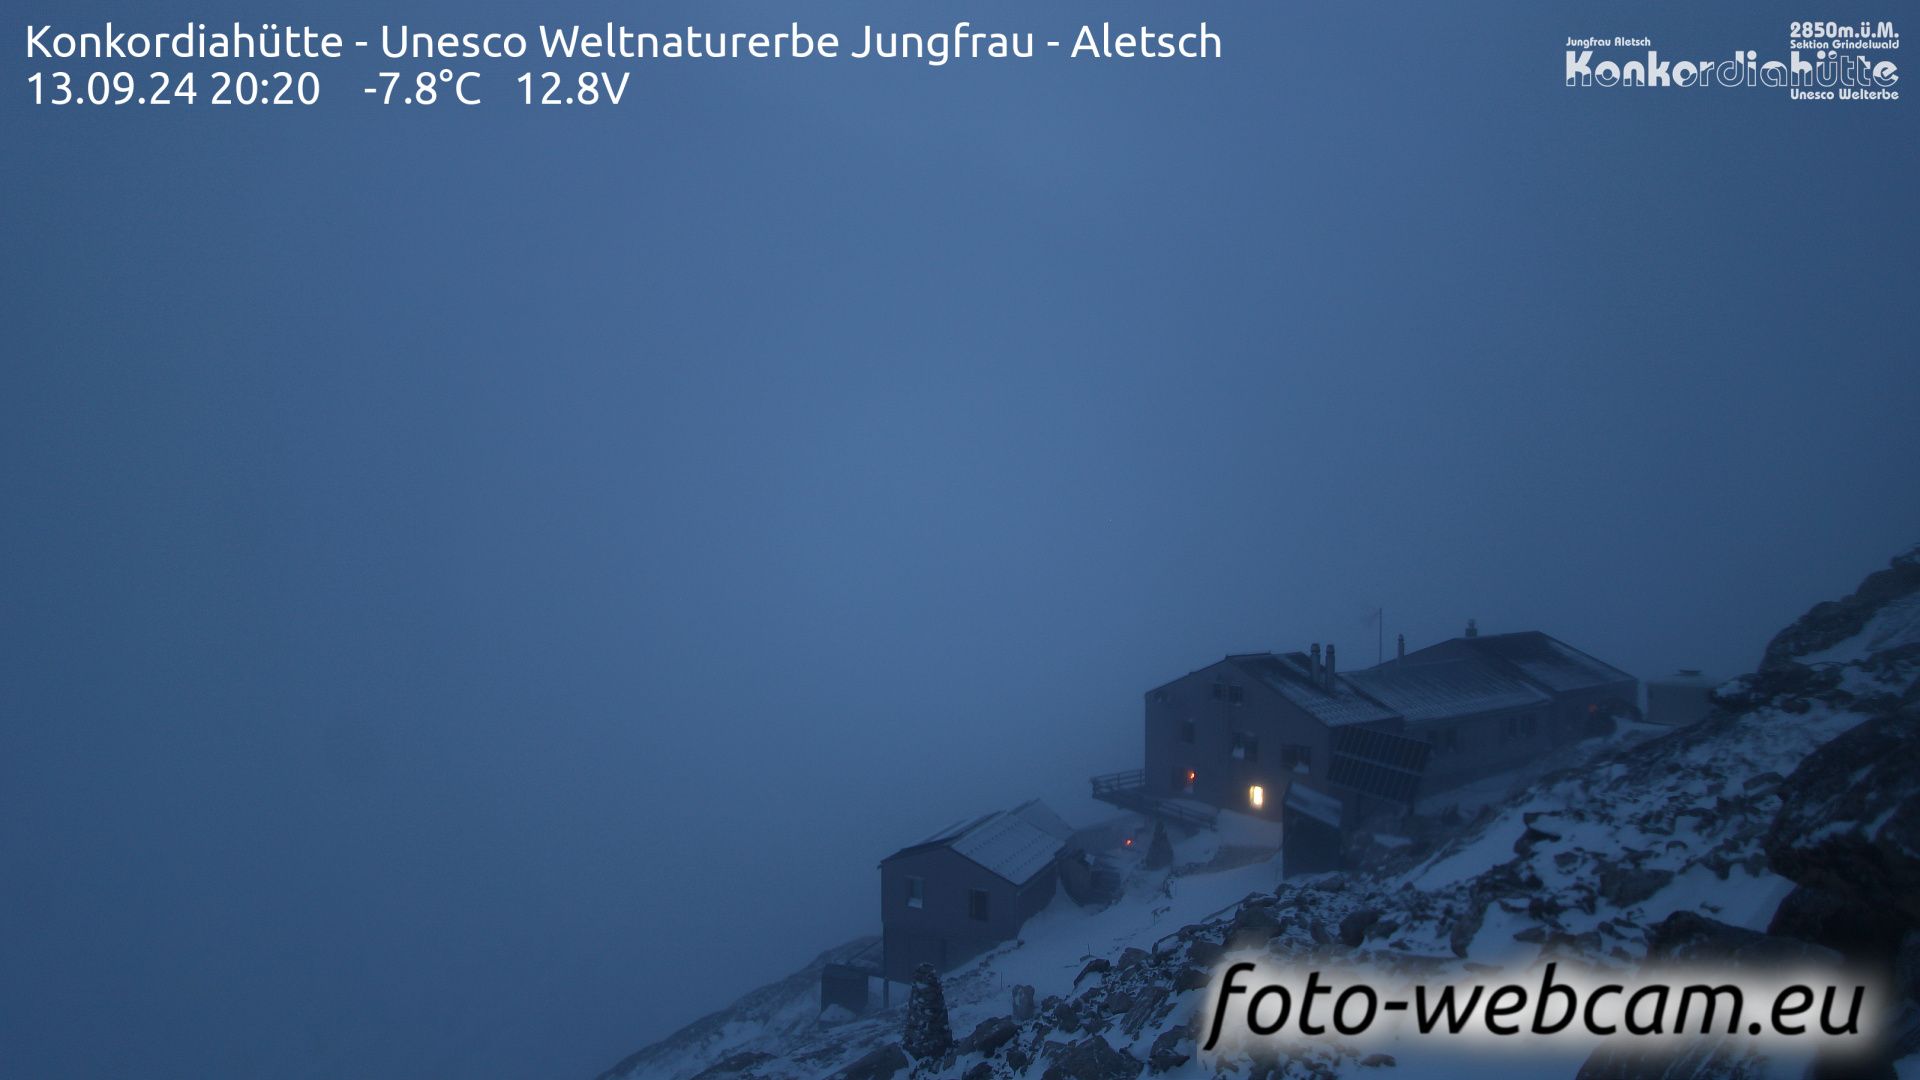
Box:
[1760,546,1920,671]
[1767,885,1913,963]
[1765,706,1920,926]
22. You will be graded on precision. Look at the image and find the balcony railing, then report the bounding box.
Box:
[1088,768,1218,830]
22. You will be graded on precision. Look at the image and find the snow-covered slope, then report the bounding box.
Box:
[599,547,1920,1080]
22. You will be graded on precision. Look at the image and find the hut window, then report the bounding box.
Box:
[1231,732,1258,761]
[1503,714,1538,741]
[1281,744,1312,772]
[905,876,924,909]
[1179,719,1196,744]
[967,889,990,921]
[1248,784,1265,809]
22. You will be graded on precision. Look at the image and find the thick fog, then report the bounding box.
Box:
[4,0,1918,1076]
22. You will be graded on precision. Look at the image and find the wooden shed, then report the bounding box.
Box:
[878,800,1072,984]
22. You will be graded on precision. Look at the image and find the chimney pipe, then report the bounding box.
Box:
[1465,618,1479,639]
[1325,643,1337,685]
[1309,643,1321,681]
[1396,633,1405,660]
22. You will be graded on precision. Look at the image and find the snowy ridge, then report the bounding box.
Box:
[592,938,882,1080]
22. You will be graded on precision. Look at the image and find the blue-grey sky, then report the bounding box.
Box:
[4,0,1917,1076]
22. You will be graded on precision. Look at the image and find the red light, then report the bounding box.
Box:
[1123,838,1134,847]
[1186,770,1197,782]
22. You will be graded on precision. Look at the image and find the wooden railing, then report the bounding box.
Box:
[1088,769,1218,830]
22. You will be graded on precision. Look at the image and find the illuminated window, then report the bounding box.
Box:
[905,876,924,909]
[1248,784,1265,809]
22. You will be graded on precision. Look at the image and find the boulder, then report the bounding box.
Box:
[1766,885,1912,963]
[1230,904,1283,937]
[1041,1034,1141,1080]
[1146,1028,1189,1073]
[959,1017,1019,1057]
[1644,911,1839,967]
[1011,984,1038,1022]
[1185,939,1225,967]
[1120,986,1168,1035]
[1447,900,1487,959]
[1597,864,1674,908]
[1339,908,1382,948]
[1765,706,1920,927]
[1073,958,1112,987]
[1514,826,1559,857]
